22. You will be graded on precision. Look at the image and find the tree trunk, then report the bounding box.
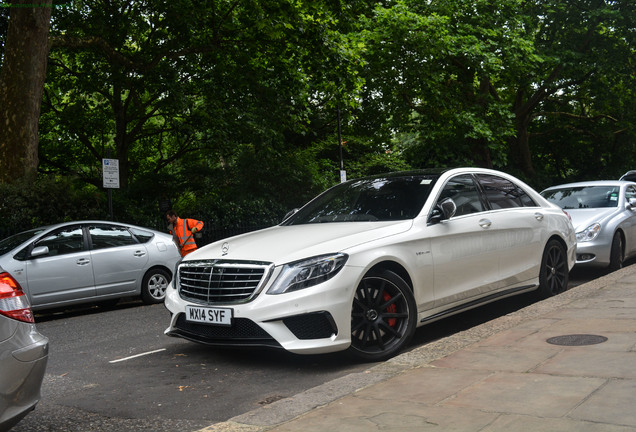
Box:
[511,113,535,177]
[0,1,52,183]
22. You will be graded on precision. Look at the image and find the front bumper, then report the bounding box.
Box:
[574,238,612,267]
[164,266,361,355]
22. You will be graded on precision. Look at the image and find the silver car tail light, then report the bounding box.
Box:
[0,272,35,323]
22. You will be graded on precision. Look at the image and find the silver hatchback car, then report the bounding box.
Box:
[0,221,181,311]
[541,181,636,270]
[1,270,49,430]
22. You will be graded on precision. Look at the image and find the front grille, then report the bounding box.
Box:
[178,260,273,305]
[172,314,281,348]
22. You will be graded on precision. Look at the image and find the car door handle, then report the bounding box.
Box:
[76,258,91,266]
[133,250,146,257]
[535,212,544,221]
[479,219,492,229]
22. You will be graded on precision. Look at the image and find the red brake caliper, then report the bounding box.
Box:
[383,292,397,327]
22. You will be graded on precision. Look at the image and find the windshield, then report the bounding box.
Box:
[542,186,621,209]
[0,228,47,255]
[284,174,439,225]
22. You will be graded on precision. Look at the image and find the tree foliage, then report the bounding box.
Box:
[354,0,636,185]
[1,0,635,235]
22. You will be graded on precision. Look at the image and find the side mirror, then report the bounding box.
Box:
[628,198,636,209]
[428,198,457,225]
[30,245,49,258]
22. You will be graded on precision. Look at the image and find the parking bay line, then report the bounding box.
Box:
[109,348,167,364]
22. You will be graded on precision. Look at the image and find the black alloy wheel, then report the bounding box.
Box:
[141,268,171,304]
[538,239,569,299]
[609,231,624,271]
[348,269,417,362]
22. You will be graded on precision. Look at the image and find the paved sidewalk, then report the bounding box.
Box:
[201,265,636,432]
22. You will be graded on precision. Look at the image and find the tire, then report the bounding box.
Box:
[348,269,417,362]
[537,239,569,299]
[609,231,624,272]
[141,268,171,304]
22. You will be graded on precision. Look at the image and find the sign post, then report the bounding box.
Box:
[102,158,120,220]
[337,105,346,183]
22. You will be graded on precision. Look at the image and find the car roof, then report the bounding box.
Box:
[31,220,159,231]
[353,167,521,182]
[542,180,636,192]
[352,168,449,181]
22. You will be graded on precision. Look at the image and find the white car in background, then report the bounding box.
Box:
[165,168,576,362]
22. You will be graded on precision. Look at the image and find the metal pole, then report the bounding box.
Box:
[106,149,113,220]
[337,105,346,183]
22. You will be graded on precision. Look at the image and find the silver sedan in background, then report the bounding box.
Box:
[541,181,636,270]
[0,221,181,311]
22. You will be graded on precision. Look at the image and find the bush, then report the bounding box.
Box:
[0,176,108,236]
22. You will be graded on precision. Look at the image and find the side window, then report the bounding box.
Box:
[475,174,536,209]
[33,227,84,257]
[438,175,485,217]
[89,225,136,250]
[130,228,154,243]
[626,186,636,202]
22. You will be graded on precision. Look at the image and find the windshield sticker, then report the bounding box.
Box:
[420,179,433,185]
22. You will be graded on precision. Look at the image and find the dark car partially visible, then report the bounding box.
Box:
[0,270,48,431]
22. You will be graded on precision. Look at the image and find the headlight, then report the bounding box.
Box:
[576,223,601,242]
[267,253,348,295]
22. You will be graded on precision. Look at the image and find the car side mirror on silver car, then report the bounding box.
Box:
[30,246,49,258]
[428,197,457,225]
[628,198,636,209]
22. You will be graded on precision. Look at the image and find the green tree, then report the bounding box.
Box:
[354,0,636,181]
[40,0,367,213]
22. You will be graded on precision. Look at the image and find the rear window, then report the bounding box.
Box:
[475,174,536,209]
[130,228,154,243]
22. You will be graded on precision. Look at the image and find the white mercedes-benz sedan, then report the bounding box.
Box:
[165,168,576,361]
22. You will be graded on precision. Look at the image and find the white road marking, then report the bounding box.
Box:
[109,348,166,363]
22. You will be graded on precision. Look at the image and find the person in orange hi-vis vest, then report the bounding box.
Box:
[165,210,204,257]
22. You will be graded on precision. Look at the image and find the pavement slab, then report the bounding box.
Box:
[570,379,636,427]
[482,414,636,432]
[439,371,606,418]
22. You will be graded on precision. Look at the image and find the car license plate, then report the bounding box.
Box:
[185,305,233,326]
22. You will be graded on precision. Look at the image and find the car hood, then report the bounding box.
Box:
[186,221,414,265]
[566,208,617,231]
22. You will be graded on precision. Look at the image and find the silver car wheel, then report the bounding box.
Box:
[141,269,171,304]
